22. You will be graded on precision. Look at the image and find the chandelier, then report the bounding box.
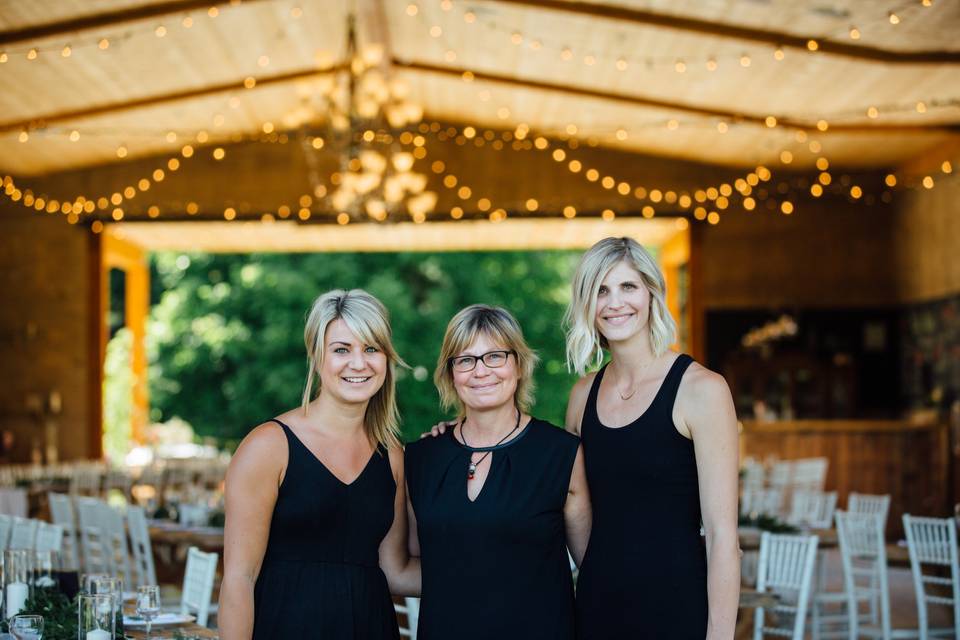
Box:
[302,14,436,223]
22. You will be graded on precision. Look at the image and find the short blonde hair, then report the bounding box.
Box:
[301,289,403,450]
[564,237,677,375]
[434,304,539,415]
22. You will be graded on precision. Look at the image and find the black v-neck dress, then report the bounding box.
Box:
[574,354,708,639]
[405,417,580,640]
[252,419,401,640]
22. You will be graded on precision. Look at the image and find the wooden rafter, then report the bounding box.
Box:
[485,0,960,64]
[0,64,347,134]
[0,0,273,46]
[394,59,960,134]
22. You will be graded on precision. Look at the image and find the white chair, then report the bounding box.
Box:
[35,522,64,554]
[127,505,157,587]
[47,492,80,570]
[76,496,111,574]
[769,461,794,490]
[849,493,892,527]
[742,457,767,490]
[831,510,917,640]
[902,514,960,640]
[754,532,820,640]
[8,517,39,550]
[793,458,829,492]
[101,503,134,586]
[181,546,218,627]
[70,466,103,497]
[742,487,785,518]
[395,597,420,639]
[0,514,13,549]
[789,490,838,529]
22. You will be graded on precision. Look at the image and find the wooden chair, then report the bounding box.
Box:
[789,490,838,529]
[902,514,960,640]
[127,505,158,587]
[848,493,891,527]
[181,546,219,627]
[8,517,39,550]
[47,492,80,570]
[754,532,819,640]
[395,597,420,639]
[76,496,111,574]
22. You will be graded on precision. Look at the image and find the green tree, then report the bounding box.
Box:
[149,251,582,447]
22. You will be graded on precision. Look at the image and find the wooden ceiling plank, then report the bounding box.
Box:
[394,59,960,134]
[485,0,960,64]
[0,64,346,134]
[0,0,274,46]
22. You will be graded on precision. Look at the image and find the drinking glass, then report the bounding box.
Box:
[3,550,32,619]
[90,576,123,637]
[77,593,113,640]
[135,585,160,639]
[9,614,43,640]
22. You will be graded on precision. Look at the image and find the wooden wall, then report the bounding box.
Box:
[0,202,101,462]
[741,420,949,538]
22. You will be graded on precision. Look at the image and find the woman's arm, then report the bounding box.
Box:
[680,367,740,640]
[564,444,592,567]
[564,374,595,437]
[218,423,286,640]
[378,448,421,596]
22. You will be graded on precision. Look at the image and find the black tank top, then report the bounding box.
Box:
[252,419,400,639]
[574,354,708,640]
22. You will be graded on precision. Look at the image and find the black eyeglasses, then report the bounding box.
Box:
[448,350,515,373]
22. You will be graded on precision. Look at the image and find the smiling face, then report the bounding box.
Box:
[451,332,519,413]
[318,318,387,405]
[595,260,652,345]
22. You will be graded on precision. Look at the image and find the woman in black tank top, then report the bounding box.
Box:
[220,290,420,639]
[565,238,740,639]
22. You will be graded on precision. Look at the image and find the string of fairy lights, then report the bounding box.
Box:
[1,0,958,229]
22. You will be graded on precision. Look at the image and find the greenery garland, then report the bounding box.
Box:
[0,588,126,640]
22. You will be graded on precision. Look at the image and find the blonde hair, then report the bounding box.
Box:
[564,237,677,375]
[301,289,403,450]
[433,304,539,415]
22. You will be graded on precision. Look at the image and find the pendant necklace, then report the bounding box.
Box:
[460,409,521,479]
[612,357,658,401]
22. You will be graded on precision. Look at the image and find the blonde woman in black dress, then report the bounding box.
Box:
[220,290,419,639]
[566,237,739,640]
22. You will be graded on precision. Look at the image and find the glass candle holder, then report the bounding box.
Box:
[32,550,59,589]
[90,576,124,637]
[77,593,114,640]
[3,549,33,619]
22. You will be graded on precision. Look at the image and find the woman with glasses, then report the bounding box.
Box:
[404,304,591,640]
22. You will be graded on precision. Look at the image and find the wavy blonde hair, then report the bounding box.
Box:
[301,289,404,450]
[564,237,676,376]
[434,304,539,416]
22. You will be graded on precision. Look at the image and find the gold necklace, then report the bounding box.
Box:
[611,358,657,401]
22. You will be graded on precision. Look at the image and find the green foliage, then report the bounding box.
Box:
[3,588,76,640]
[738,513,800,533]
[149,251,582,446]
[103,328,133,463]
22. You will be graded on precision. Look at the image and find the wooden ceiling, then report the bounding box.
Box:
[1,0,958,177]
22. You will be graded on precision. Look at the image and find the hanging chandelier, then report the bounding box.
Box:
[302,14,436,223]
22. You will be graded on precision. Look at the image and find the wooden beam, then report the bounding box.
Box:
[486,0,960,64]
[0,64,346,134]
[0,0,273,46]
[395,59,960,134]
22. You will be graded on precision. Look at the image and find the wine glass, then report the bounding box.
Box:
[9,614,43,640]
[135,585,160,639]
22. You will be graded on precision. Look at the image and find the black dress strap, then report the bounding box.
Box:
[581,364,608,436]
[652,354,695,419]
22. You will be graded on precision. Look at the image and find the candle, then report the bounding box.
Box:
[5,581,28,618]
[85,630,111,640]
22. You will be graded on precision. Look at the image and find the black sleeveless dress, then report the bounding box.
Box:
[405,418,580,640]
[575,354,708,639]
[252,419,400,639]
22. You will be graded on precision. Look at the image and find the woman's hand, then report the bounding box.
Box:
[420,420,456,438]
